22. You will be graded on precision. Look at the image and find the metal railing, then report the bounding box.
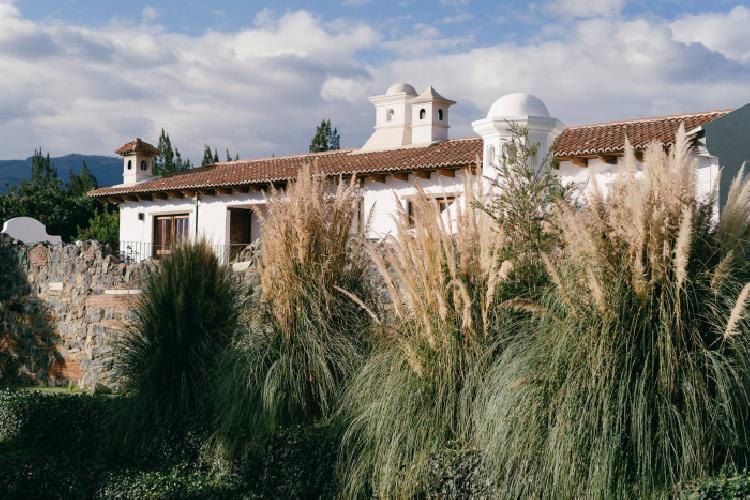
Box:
[118,241,259,265]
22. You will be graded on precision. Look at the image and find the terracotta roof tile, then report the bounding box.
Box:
[114,138,160,156]
[90,108,733,199]
[89,138,483,197]
[553,110,730,158]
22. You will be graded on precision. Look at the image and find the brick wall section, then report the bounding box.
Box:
[0,237,145,389]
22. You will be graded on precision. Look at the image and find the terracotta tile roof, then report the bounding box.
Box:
[89,138,483,198]
[553,110,730,158]
[114,138,160,156]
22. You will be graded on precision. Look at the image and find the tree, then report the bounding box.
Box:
[213,148,219,164]
[0,149,102,242]
[67,160,98,197]
[30,148,58,188]
[202,145,215,166]
[309,119,341,153]
[153,129,192,175]
[77,208,119,250]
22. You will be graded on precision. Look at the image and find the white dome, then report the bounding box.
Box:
[487,93,550,118]
[386,82,417,96]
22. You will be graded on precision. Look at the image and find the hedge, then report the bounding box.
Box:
[0,388,119,459]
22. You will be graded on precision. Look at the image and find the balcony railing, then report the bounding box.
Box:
[118,241,258,265]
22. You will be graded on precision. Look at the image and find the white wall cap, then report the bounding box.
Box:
[1,216,62,244]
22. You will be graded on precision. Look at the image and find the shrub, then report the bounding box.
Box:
[423,447,495,498]
[214,165,376,453]
[0,389,118,457]
[98,464,242,499]
[0,450,110,498]
[680,472,750,499]
[259,424,339,498]
[114,241,243,445]
[338,170,511,497]
[473,129,750,497]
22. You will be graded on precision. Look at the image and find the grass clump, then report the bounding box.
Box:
[338,169,509,497]
[214,164,375,453]
[114,241,243,444]
[473,127,750,497]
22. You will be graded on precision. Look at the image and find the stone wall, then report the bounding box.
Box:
[0,237,262,389]
[0,237,145,389]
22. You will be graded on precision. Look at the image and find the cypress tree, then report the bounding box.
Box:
[202,145,214,166]
[309,119,341,153]
[67,160,98,197]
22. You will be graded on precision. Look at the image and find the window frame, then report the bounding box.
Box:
[152,213,190,258]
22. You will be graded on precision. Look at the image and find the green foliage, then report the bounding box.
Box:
[114,242,244,444]
[680,472,750,499]
[77,207,119,249]
[478,121,568,291]
[214,168,374,453]
[30,148,58,188]
[423,447,495,498]
[202,144,215,166]
[0,149,102,241]
[153,129,192,175]
[309,118,340,153]
[259,424,339,498]
[67,159,98,197]
[338,173,510,497]
[0,389,118,455]
[98,464,242,499]
[472,131,750,497]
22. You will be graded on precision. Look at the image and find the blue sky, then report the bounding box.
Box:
[2,0,750,163]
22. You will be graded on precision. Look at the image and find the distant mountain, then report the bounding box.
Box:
[0,154,122,191]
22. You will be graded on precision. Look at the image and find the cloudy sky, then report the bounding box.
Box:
[1,0,749,162]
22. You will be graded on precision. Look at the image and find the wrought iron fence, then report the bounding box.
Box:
[118,241,258,265]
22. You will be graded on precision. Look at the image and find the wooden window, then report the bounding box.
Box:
[404,195,456,228]
[436,196,456,213]
[153,214,189,258]
[229,208,253,260]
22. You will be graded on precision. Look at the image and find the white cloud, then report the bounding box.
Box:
[0,2,748,166]
[548,0,625,19]
[321,77,369,103]
[670,6,750,63]
[141,5,159,22]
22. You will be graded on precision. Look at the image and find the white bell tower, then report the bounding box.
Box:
[361,82,417,151]
[410,86,455,145]
[471,93,564,179]
[115,138,159,185]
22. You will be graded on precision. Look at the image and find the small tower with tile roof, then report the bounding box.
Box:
[115,138,160,185]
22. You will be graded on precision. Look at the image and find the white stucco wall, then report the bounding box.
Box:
[556,154,720,207]
[361,171,467,240]
[119,190,266,261]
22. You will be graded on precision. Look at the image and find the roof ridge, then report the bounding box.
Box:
[215,138,482,165]
[564,109,732,130]
[216,148,353,166]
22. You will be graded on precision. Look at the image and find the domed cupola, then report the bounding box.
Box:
[472,92,564,178]
[487,93,550,119]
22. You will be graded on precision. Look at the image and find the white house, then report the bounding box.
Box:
[88,83,750,262]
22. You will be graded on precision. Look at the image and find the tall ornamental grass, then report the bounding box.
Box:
[214,165,375,453]
[473,127,750,497]
[114,241,243,443]
[339,170,511,497]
